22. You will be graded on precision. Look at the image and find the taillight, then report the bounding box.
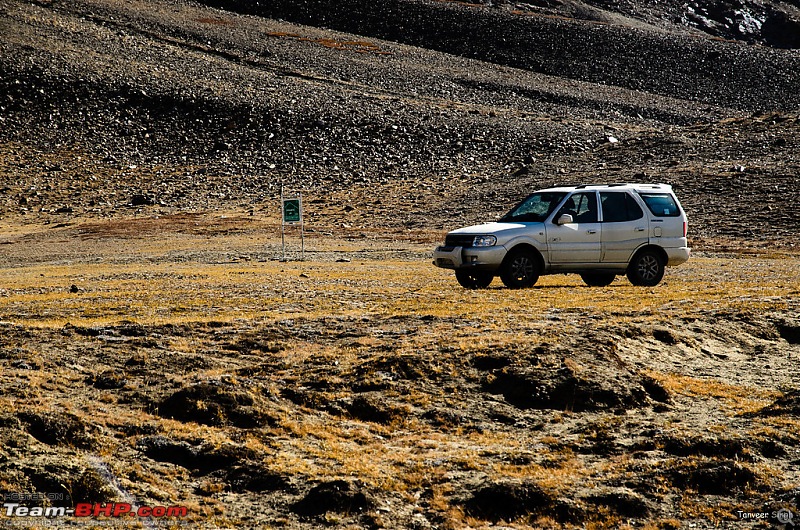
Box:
[683,221,688,237]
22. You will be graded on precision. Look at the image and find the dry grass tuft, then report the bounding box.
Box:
[644,370,780,414]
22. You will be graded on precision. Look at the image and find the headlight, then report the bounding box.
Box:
[472,235,497,247]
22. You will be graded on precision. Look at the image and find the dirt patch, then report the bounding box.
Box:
[483,355,656,412]
[584,487,652,518]
[777,321,800,344]
[158,382,276,428]
[137,434,256,475]
[17,412,98,449]
[464,480,582,524]
[754,389,800,417]
[346,393,412,425]
[659,434,753,460]
[68,468,119,504]
[663,460,765,495]
[218,464,295,494]
[291,480,374,517]
[86,370,128,390]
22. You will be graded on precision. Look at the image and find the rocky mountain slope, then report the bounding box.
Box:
[2,0,800,246]
[1,0,800,528]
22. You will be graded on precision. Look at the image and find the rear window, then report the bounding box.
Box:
[639,193,680,217]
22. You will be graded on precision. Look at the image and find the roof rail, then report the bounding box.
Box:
[550,183,670,191]
[575,183,629,189]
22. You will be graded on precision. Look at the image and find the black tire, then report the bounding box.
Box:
[455,270,493,289]
[627,249,665,286]
[581,273,616,287]
[500,248,540,289]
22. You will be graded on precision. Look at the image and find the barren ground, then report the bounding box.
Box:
[2,0,800,528]
[0,215,799,529]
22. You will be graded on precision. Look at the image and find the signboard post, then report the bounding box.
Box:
[281,186,304,261]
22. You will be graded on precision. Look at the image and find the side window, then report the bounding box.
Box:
[557,192,597,223]
[600,192,626,222]
[625,193,645,220]
[639,193,680,217]
[601,192,644,222]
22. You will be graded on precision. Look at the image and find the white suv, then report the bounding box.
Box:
[433,183,690,288]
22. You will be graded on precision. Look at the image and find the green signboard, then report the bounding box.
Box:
[283,198,301,224]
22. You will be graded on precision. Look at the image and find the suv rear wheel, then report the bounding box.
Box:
[455,270,493,289]
[627,249,665,286]
[500,248,540,289]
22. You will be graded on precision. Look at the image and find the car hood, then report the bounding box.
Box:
[448,222,536,235]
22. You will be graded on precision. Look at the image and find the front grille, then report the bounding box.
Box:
[444,234,474,248]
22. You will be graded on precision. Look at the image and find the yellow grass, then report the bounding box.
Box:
[1,223,798,528]
[644,370,781,414]
[0,255,796,329]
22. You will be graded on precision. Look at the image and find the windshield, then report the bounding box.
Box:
[500,192,568,223]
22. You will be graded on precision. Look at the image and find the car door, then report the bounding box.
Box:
[599,191,649,264]
[546,191,602,264]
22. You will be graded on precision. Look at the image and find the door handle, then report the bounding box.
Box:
[587,229,598,234]
[635,227,646,232]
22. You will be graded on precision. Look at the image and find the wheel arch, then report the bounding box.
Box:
[628,244,668,268]
[503,243,545,271]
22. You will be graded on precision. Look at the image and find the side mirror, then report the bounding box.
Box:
[557,214,574,225]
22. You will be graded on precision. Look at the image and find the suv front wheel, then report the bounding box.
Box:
[627,249,665,286]
[500,248,540,289]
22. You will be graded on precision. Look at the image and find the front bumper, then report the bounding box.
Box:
[666,246,691,266]
[432,245,506,270]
